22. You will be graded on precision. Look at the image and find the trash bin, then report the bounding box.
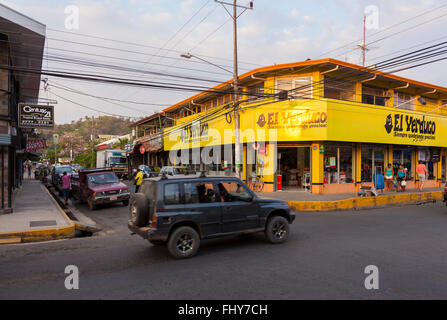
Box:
[277,174,282,191]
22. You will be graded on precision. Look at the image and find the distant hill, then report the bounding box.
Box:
[39,116,136,161]
[41,116,134,143]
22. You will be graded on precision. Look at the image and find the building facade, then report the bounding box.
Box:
[0,4,46,212]
[157,59,446,194]
[128,113,169,170]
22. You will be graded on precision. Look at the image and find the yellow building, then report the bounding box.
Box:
[161,58,447,194]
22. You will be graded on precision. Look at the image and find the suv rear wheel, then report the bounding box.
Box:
[265,216,289,244]
[167,226,200,259]
[129,193,149,227]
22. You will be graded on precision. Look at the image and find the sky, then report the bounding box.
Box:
[3,0,447,124]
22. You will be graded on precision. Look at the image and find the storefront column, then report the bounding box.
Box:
[414,150,419,183]
[437,154,442,187]
[242,144,247,182]
[355,143,362,192]
[311,143,324,194]
[387,145,393,166]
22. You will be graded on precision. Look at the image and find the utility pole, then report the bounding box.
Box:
[362,14,366,67]
[215,0,253,178]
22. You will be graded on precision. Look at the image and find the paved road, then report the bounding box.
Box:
[1,197,447,299]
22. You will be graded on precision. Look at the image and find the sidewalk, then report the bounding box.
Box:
[0,179,75,244]
[257,188,444,212]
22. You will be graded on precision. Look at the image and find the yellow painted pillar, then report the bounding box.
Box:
[414,150,419,182]
[312,72,324,99]
[311,143,324,194]
[242,144,247,182]
[264,77,275,102]
[386,89,394,107]
[387,145,393,167]
[355,143,362,191]
[355,83,362,103]
[437,150,442,186]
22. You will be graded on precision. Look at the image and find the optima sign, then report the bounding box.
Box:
[18,104,54,129]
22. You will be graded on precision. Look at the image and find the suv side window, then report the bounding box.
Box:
[217,182,252,202]
[164,183,181,205]
[184,182,217,203]
[196,183,217,203]
[184,183,199,203]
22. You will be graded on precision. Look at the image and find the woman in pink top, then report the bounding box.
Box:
[416,160,428,191]
[61,171,71,205]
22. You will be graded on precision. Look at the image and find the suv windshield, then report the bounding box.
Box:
[55,166,73,174]
[88,173,119,185]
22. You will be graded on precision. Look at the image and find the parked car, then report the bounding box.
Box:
[51,165,74,192]
[71,168,130,210]
[72,164,85,173]
[128,174,295,258]
[159,166,187,176]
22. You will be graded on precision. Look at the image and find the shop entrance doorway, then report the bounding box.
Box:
[361,147,385,183]
[278,146,311,190]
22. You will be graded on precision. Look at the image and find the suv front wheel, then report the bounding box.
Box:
[265,216,289,244]
[167,226,200,259]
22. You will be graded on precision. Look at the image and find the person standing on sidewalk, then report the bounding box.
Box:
[396,165,406,192]
[134,168,144,193]
[61,171,71,205]
[385,163,394,191]
[416,160,428,192]
[28,163,32,178]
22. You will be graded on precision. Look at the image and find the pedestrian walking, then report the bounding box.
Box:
[384,163,394,192]
[134,168,144,193]
[61,171,71,205]
[416,160,428,191]
[28,163,32,178]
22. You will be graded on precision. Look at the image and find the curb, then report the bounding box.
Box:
[287,191,443,212]
[0,185,76,244]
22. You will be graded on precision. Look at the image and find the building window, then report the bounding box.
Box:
[362,85,388,106]
[246,82,264,103]
[324,77,356,102]
[324,145,353,184]
[394,92,414,110]
[418,147,440,180]
[276,76,312,99]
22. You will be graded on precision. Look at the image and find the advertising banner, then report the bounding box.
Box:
[25,139,46,152]
[18,104,54,129]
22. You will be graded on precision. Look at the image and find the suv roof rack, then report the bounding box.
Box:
[160,172,168,180]
[79,167,113,173]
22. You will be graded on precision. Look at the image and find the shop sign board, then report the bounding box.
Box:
[327,100,447,147]
[163,99,447,151]
[18,104,54,129]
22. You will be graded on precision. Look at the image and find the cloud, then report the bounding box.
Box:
[290,9,299,17]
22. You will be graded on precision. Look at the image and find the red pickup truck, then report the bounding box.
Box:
[71,168,130,210]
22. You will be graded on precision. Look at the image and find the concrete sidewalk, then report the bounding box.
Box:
[257,188,443,211]
[0,179,75,244]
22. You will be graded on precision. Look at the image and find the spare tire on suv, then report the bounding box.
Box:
[130,193,149,227]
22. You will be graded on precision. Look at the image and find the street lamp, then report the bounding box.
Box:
[180,53,233,75]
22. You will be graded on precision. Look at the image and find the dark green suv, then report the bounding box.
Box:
[128,174,295,259]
